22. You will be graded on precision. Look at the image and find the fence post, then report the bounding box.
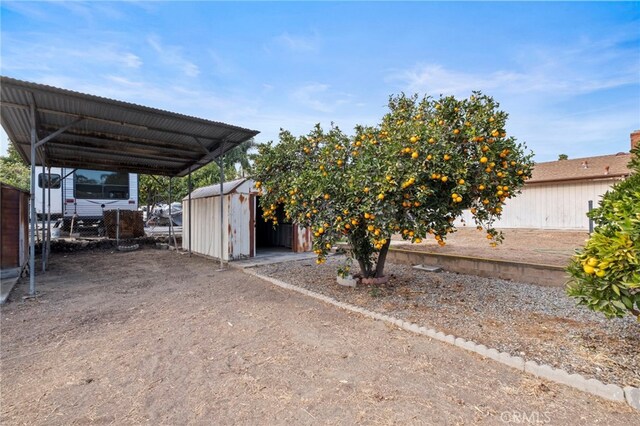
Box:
[116,208,120,246]
[588,200,594,235]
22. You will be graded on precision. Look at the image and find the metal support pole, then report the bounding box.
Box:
[218,142,225,269]
[169,177,177,248]
[188,169,192,256]
[588,200,594,235]
[168,178,172,247]
[40,163,45,271]
[29,103,37,295]
[47,165,52,269]
[41,163,47,272]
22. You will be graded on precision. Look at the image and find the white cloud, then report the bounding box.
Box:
[289,83,355,114]
[121,53,142,68]
[392,62,637,99]
[291,83,332,113]
[273,32,319,52]
[0,35,142,72]
[147,35,200,77]
[391,31,638,99]
[207,50,238,76]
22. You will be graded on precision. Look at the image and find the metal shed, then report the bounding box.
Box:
[183,178,313,261]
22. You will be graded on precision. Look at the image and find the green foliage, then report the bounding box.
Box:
[138,139,256,207]
[558,153,568,160]
[252,93,534,278]
[567,147,640,320]
[0,144,30,191]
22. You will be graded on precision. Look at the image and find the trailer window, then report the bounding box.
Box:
[75,169,130,199]
[37,173,61,189]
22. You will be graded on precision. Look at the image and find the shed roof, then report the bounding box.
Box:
[184,178,252,201]
[528,153,632,184]
[0,76,259,177]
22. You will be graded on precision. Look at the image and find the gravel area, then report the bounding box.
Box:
[257,255,640,389]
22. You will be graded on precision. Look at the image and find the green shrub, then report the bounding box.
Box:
[567,147,640,320]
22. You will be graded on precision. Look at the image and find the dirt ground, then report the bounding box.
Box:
[392,228,588,266]
[1,249,636,425]
[258,256,640,389]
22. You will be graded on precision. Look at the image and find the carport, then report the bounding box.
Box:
[0,76,259,295]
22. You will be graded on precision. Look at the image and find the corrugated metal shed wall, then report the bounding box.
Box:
[182,195,231,261]
[456,178,622,230]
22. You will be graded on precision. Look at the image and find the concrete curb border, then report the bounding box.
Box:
[243,268,640,411]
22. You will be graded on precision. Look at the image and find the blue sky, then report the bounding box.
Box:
[1,1,639,162]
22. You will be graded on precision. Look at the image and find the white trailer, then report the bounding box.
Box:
[35,167,138,222]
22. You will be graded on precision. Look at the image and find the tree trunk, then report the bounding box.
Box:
[357,258,370,278]
[374,240,391,278]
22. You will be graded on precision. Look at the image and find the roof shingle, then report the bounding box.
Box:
[528,153,632,184]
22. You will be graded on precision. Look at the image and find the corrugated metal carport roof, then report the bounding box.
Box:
[0,76,259,177]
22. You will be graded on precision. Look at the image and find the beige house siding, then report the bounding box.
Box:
[457,178,624,230]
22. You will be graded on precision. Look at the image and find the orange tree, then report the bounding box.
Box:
[567,147,640,320]
[252,93,534,279]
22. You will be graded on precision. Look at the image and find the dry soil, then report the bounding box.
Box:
[391,228,588,266]
[1,249,636,425]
